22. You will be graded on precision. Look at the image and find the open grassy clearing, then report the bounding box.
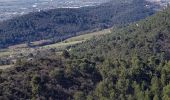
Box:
[42,41,84,49]
[0,65,14,70]
[65,29,111,42]
[0,49,11,57]
[0,28,112,58]
[42,28,112,49]
[0,28,112,70]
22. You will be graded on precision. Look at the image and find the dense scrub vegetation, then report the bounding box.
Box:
[0,0,154,48]
[69,7,170,99]
[0,56,102,99]
[1,2,170,100]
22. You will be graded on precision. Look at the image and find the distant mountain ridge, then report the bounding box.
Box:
[0,0,169,21]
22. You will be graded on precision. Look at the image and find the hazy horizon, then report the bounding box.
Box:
[0,0,110,21]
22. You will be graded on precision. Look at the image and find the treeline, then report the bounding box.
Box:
[0,0,154,48]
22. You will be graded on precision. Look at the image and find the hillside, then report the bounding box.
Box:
[0,6,170,100]
[70,7,170,100]
[0,28,112,68]
[0,0,154,48]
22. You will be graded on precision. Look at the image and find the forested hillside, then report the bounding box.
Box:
[0,0,154,48]
[1,5,170,100]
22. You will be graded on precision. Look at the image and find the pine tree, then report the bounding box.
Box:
[162,84,170,100]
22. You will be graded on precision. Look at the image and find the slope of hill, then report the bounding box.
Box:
[0,0,154,48]
[0,5,170,100]
[70,7,170,100]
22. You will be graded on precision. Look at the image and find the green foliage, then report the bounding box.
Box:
[162,84,170,100]
[73,91,86,100]
[15,58,28,66]
[69,7,170,100]
[62,50,70,58]
[153,95,159,100]
[49,68,64,80]
[0,0,154,48]
[31,75,41,99]
[94,80,115,100]
[0,56,102,99]
[1,2,170,100]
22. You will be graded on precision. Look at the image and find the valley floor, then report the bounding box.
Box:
[0,28,112,69]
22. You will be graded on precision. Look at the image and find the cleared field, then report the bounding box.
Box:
[65,29,111,42]
[0,28,112,70]
[0,49,11,57]
[42,28,112,49]
[42,41,84,49]
[0,28,112,58]
[0,65,13,70]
